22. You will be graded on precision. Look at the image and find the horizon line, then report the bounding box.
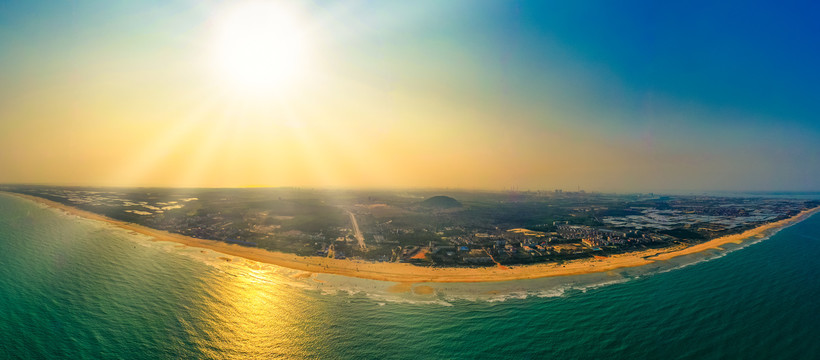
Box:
[3,183,820,196]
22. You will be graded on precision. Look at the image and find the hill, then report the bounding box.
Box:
[420,195,462,209]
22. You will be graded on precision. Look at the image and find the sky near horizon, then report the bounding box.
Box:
[1,0,819,192]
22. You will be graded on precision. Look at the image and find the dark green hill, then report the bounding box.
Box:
[420,195,462,209]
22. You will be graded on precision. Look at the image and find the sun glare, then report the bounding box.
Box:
[211,1,309,96]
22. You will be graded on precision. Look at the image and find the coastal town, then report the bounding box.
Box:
[4,186,816,267]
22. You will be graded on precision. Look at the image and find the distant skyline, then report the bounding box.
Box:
[2,0,819,192]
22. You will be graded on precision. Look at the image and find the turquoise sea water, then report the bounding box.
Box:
[1,193,819,359]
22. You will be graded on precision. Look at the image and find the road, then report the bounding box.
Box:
[346,210,367,251]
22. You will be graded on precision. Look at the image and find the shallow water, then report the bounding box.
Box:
[2,193,819,359]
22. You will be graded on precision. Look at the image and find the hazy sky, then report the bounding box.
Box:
[1,0,818,192]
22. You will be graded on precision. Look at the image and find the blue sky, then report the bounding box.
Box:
[508,1,820,123]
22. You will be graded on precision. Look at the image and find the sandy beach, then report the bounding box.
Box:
[6,192,819,284]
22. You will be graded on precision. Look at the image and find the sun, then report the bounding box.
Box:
[211,1,310,96]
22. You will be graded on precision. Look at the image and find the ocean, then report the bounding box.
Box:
[1,192,819,359]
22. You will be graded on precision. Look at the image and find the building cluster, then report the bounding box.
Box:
[557,225,652,248]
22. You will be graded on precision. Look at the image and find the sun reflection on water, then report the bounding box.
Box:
[189,263,324,359]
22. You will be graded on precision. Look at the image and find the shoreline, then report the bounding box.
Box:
[5,191,819,283]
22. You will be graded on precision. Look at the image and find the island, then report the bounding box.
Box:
[2,185,818,283]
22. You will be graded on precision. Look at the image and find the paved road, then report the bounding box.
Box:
[346,210,367,251]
